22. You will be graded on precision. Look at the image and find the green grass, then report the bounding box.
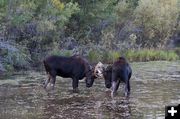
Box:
[102,51,120,63]
[125,49,179,62]
[87,49,179,63]
[49,49,179,63]
[50,49,73,57]
[87,50,121,63]
[87,50,102,63]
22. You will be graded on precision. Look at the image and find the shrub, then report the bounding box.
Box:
[174,47,180,57]
[0,42,31,71]
[167,50,179,61]
[50,49,73,57]
[102,51,120,63]
[134,0,179,48]
[87,50,102,63]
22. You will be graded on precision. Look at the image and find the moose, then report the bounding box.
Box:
[43,55,96,91]
[94,57,132,97]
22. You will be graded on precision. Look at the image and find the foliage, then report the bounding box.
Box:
[50,49,73,57]
[0,0,180,72]
[87,49,179,63]
[0,42,31,71]
[87,50,102,63]
[65,0,117,43]
[134,0,179,48]
[102,51,120,63]
[115,0,134,23]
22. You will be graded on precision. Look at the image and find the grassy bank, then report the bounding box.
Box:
[87,49,179,63]
[1,48,179,74]
[49,48,180,63]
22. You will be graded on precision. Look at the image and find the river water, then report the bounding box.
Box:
[0,61,180,119]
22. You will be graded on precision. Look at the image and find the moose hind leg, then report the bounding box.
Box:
[125,80,130,97]
[127,80,130,95]
[50,76,56,90]
[48,70,57,90]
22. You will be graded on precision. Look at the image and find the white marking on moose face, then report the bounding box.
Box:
[94,62,104,78]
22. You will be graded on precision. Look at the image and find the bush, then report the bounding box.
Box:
[174,47,180,57]
[134,0,179,48]
[0,42,31,71]
[50,49,73,57]
[167,51,179,61]
[87,50,102,63]
[3,63,14,72]
[7,51,31,69]
[87,50,121,63]
[101,51,118,63]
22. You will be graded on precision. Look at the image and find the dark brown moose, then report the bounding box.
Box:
[43,55,96,91]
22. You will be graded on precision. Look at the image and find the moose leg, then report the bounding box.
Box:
[124,79,130,97]
[115,80,120,92]
[72,78,79,93]
[49,70,56,90]
[51,76,56,90]
[44,73,51,89]
[111,81,118,97]
[111,71,118,97]
[127,80,130,96]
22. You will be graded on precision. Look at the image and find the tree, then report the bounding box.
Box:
[134,0,179,48]
[64,0,118,44]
